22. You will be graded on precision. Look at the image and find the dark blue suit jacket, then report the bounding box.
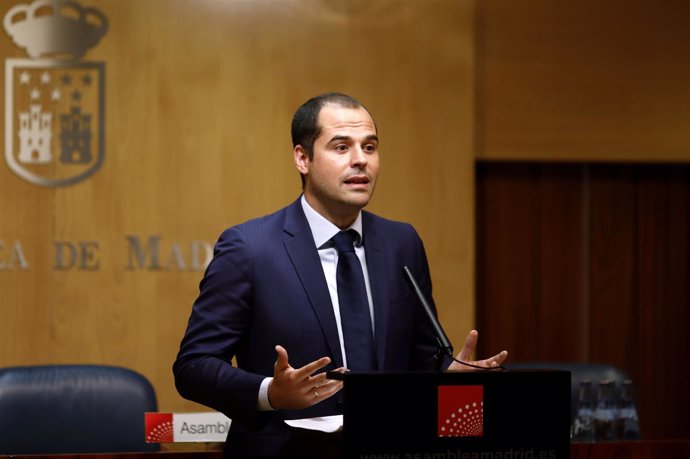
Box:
[173,198,450,457]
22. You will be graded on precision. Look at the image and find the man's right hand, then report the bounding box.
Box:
[267,345,344,409]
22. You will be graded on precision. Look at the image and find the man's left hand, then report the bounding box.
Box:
[447,329,508,371]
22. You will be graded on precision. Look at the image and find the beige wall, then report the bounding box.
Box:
[0,0,475,412]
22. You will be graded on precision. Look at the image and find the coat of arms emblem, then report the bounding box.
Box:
[3,0,107,187]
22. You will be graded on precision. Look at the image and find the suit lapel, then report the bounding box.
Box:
[362,212,391,369]
[283,199,344,367]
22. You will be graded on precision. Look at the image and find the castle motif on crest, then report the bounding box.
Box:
[60,106,92,164]
[18,104,52,163]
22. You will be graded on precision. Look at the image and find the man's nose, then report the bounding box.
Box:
[351,147,368,167]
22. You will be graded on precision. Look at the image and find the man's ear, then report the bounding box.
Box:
[294,145,309,175]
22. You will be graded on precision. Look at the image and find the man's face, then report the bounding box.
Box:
[295,104,379,227]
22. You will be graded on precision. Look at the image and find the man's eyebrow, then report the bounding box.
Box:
[327,135,352,143]
[327,134,379,143]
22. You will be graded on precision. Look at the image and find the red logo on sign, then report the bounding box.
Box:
[145,412,174,443]
[438,385,483,437]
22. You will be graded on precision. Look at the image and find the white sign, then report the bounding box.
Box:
[145,412,232,443]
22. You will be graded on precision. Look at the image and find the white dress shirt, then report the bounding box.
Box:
[257,195,375,410]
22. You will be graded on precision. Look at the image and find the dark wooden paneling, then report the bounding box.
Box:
[660,168,690,438]
[633,166,690,439]
[476,162,690,439]
[536,165,586,360]
[588,165,637,370]
[476,163,586,362]
[476,163,540,361]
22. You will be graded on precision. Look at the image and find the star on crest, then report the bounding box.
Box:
[19,71,30,85]
[30,88,40,100]
[51,88,61,102]
[71,90,82,102]
[40,72,51,85]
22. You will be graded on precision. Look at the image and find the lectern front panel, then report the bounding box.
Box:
[342,370,570,459]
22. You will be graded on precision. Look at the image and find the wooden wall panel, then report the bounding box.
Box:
[476,0,690,437]
[588,166,637,370]
[476,163,540,359]
[0,0,476,415]
[477,163,586,362]
[477,162,690,439]
[476,0,690,162]
[536,165,585,360]
[634,166,690,438]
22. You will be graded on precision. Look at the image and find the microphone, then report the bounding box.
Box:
[403,266,504,371]
[402,266,454,364]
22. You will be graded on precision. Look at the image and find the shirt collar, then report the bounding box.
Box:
[301,195,363,249]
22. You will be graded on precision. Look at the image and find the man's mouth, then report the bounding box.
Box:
[344,175,370,185]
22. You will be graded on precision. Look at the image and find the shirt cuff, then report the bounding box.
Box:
[258,377,275,411]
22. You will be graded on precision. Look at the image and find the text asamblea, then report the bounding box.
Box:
[180,420,230,435]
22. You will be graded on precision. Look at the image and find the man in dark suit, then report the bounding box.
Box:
[173,93,507,458]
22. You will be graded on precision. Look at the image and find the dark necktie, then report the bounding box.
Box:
[332,230,377,371]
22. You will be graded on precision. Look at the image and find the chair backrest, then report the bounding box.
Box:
[0,364,159,454]
[507,362,637,424]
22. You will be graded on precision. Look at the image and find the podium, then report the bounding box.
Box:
[340,370,571,459]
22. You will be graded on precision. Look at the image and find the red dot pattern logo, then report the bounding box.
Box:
[145,413,174,443]
[437,385,483,437]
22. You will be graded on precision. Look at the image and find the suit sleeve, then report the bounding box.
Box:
[172,226,267,427]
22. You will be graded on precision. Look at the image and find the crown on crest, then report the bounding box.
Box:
[3,0,108,59]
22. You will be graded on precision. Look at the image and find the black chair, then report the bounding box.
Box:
[507,362,638,427]
[0,364,159,454]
